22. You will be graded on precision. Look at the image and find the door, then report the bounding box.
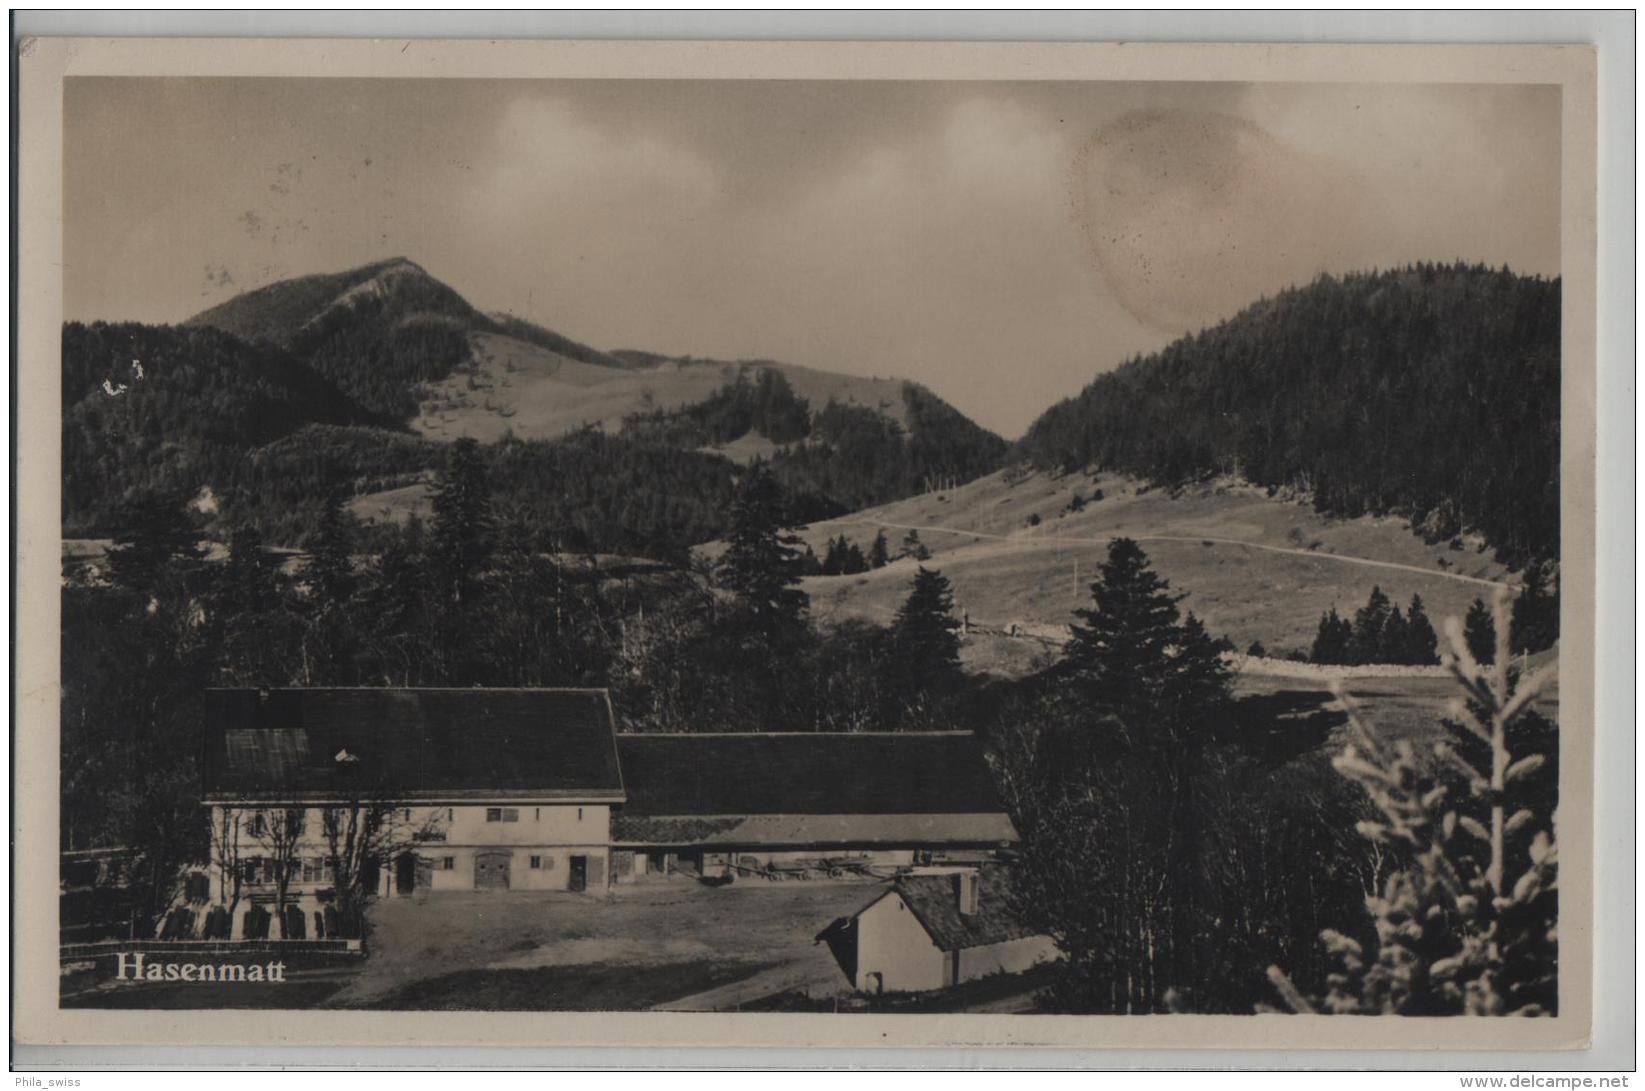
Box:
[568,855,587,892]
[395,853,417,896]
[475,851,512,891]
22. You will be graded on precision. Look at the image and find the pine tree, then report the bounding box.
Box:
[1464,597,1496,665]
[1350,586,1394,664]
[1379,605,1410,666]
[821,536,845,576]
[869,530,889,569]
[843,542,867,575]
[887,566,963,702]
[715,463,809,631]
[107,492,203,594]
[429,437,493,607]
[307,493,356,610]
[1063,538,1230,730]
[900,529,931,561]
[1510,565,1559,655]
[1270,593,1559,1015]
[222,524,279,616]
[1310,607,1353,665]
[1403,593,1439,665]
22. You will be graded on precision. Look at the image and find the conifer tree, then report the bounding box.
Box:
[1403,593,1439,665]
[429,437,493,608]
[869,530,889,569]
[222,524,280,616]
[1270,593,1559,1015]
[1510,565,1559,655]
[1310,607,1353,665]
[887,566,964,702]
[1379,605,1410,665]
[715,463,809,631]
[1064,537,1189,718]
[307,493,356,610]
[107,492,203,594]
[1350,586,1394,664]
[1464,597,1496,665]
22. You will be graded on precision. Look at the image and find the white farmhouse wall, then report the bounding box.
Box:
[956,934,1059,982]
[854,892,947,993]
[211,804,614,902]
[427,804,609,846]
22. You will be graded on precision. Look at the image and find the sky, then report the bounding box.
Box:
[64,78,1561,437]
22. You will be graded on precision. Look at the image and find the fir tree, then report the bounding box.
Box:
[1310,607,1353,665]
[887,566,964,700]
[1350,586,1394,664]
[222,524,280,616]
[1063,538,1231,731]
[306,493,357,610]
[869,530,889,569]
[1379,605,1410,666]
[715,463,809,631]
[1464,598,1496,665]
[1403,593,1439,665]
[1270,593,1559,1015]
[1511,565,1559,655]
[429,437,493,607]
[106,492,203,594]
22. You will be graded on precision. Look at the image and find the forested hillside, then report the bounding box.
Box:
[623,369,1011,514]
[1019,264,1560,568]
[63,322,383,533]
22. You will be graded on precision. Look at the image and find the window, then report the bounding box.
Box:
[529,855,542,869]
[441,857,455,871]
[485,807,519,823]
[447,808,454,822]
[402,808,412,822]
[534,808,540,821]
[250,813,267,838]
[577,807,583,821]
[301,858,323,883]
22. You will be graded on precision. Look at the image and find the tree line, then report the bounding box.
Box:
[1018,264,1561,569]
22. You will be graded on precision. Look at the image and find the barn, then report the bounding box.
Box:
[608,732,1018,883]
[846,866,1058,993]
[193,689,1023,941]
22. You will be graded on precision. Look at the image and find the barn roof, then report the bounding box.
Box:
[860,868,1044,952]
[612,732,1009,818]
[201,688,625,803]
[610,812,1018,848]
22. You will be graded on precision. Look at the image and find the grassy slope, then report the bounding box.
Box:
[792,467,1517,667]
[411,334,914,448]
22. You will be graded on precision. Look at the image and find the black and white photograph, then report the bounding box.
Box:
[15,34,1606,1055]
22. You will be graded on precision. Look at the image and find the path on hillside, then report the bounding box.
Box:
[823,518,1515,592]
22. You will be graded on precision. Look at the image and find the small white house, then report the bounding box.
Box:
[848,867,1058,993]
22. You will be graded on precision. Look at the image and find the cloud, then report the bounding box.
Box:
[1075,108,1387,334]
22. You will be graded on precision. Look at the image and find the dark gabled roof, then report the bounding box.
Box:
[860,868,1044,952]
[612,732,1007,817]
[202,688,624,802]
[610,812,1018,848]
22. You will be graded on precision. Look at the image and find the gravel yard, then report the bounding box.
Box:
[329,877,885,1010]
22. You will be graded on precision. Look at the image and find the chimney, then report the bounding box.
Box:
[954,870,980,916]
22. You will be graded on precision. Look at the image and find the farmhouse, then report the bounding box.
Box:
[197,688,1020,939]
[201,688,625,936]
[846,866,1057,994]
[609,732,1018,882]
